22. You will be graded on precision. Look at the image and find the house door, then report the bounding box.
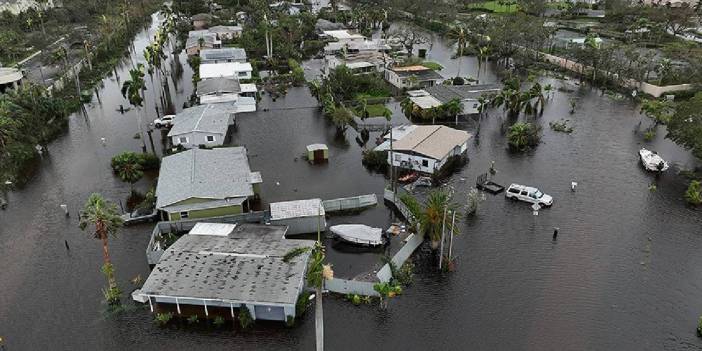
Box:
[313,149,324,162]
[254,305,286,321]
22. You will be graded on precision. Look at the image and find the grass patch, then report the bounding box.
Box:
[421,61,443,71]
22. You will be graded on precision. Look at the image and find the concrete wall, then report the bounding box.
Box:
[325,278,379,296]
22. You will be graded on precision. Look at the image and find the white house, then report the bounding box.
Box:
[185,33,221,56]
[408,84,501,115]
[207,25,243,40]
[385,65,443,91]
[168,104,236,149]
[380,125,471,174]
[200,48,247,64]
[323,51,390,76]
[196,78,257,112]
[199,62,253,80]
[323,39,391,55]
[320,30,366,43]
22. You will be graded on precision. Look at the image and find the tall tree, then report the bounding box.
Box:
[79,193,124,305]
[446,25,469,78]
[389,27,429,57]
[121,64,148,151]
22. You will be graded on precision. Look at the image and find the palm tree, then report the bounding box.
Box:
[115,159,143,191]
[507,122,539,151]
[476,46,490,83]
[331,107,353,134]
[441,98,463,123]
[121,64,148,151]
[79,193,124,305]
[401,97,417,120]
[446,25,469,78]
[402,190,461,249]
[525,82,546,115]
[53,47,82,99]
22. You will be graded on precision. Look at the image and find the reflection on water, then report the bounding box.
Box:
[0,13,701,351]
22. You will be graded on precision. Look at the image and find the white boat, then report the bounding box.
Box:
[639,148,669,172]
[330,224,384,246]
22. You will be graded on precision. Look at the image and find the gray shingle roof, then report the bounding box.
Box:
[140,223,314,305]
[270,199,325,220]
[392,68,443,81]
[185,33,218,49]
[208,25,243,34]
[155,147,257,209]
[426,84,502,103]
[196,77,241,96]
[200,48,247,62]
[168,104,234,137]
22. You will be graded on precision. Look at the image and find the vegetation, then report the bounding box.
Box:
[507,122,541,151]
[466,188,485,216]
[110,151,160,172]
[239,307,254,329]
[400,189,461,247]
[296,291,312,317]
[79,193,123,305]
[401,97,462,122]
[362,150,389,173]
[187,315,199,324]
[0,84,70,183]
[373,282,402,310]
[154,312,174,326]
[684,180,702,206]
[667,92,702,160]
[549,119,574,133]
[121,64,148,151]
[213,316,226,327]
[491,77,547,117]
[283,247,312,263]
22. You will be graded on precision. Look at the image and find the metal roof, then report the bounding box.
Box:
[155,147,257,209]
[196,77,241,96]
[390,66,443,80]
[200,48,247,62]
[306,143,328,152]
[168,104,234,137]
[392,125,471,160]
[208,25,243,34]
[270,198,325,220]
[0,67,22,85]
[185,33,218,49]
[140,223,314,306]
[199,62,253,79]
[426,84,501,103]
[409,95,443,109]
[189,222,237,236]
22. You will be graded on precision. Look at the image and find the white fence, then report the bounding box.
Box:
[325,278,379,296]
[323,194,377,212]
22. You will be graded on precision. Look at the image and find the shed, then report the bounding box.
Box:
[269,199,326,235]
[306,144,329,163]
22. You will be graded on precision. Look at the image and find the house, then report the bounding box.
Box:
[0,67,23,93]
[155,147,262,221]
[196,77,257,112]
[385,65,443,91]
[200,48,247,63]
[382,125,471,174]
[409,84,501,115]
[185,33,221,56]
[0,0,54,15]
[270,1,306,15]
[207,25,243,40]
[323,39,391,55]
[199,62,253,80]
[135,223,314,322]
[168,104,235,148]
[269,199,326,235]
[320,30,366,43]
[323,52,390,75]
[315,19,346,36]
[191,13,213,29]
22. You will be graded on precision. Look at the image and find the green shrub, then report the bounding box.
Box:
[239,307,254,329]
[351,294,362,306]
[508,122,541,151]
[111,151,160,172]
[549,119,574,133]
[296,291,312,316]
[643,129,656,141]
[213,316,226,327]
[154,312,174,326]
[361,150,388,173]
[684,180,702,206]
[286,315,295,327]
[187,314,199,324]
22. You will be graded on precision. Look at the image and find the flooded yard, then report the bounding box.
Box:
[1,15,702,351]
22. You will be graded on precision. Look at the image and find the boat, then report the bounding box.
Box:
[398,172,418,183]
[330,224,385,246]
[639,148,669,172]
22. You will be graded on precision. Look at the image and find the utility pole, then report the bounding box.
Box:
[438,209,448,270]
[389,126,395,194]
[448,211,456,263]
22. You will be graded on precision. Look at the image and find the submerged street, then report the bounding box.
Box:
[1,11,702,351]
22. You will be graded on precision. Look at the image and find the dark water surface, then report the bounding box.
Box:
[1,15,702,351]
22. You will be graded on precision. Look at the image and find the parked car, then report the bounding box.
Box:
[505,183,553,207]
[153,115,175,128]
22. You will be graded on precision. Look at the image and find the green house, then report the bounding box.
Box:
[155,147,262,221]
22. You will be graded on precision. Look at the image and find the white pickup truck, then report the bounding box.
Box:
[153,115,175,128]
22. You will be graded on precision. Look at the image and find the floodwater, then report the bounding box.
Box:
[1,14,702,351]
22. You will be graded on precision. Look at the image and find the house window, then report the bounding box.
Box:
[178,136,188,144]
[473,103,478,108]
[206,135,215,142]
[179,211,189,219]
[422,159,429,167]
[394,154,401,162]
[238,72,247,77]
